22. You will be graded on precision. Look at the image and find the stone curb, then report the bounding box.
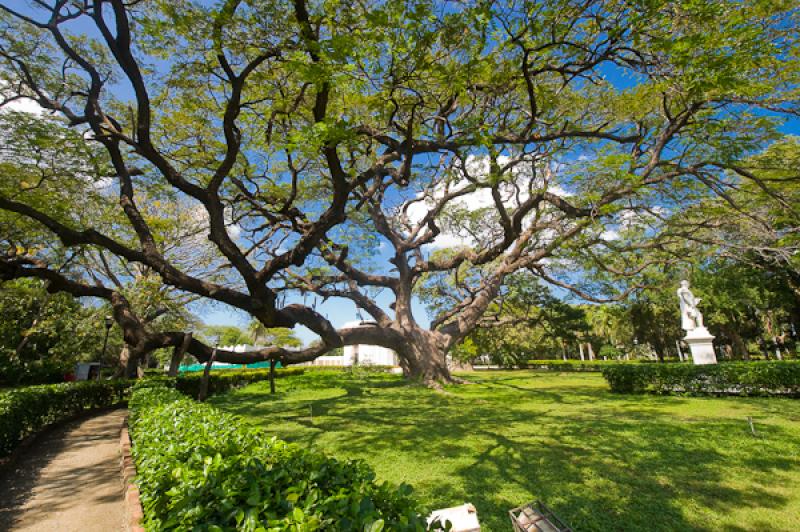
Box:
[120,417,146,532]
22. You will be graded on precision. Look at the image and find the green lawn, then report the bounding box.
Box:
[211,370,800,532]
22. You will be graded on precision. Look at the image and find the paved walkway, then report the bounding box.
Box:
[0,408,128,532]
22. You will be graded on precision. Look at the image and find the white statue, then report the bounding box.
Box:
[677,280,704,332]
[677,280,716,364]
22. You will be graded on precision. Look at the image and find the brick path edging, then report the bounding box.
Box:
[120,417,146,532]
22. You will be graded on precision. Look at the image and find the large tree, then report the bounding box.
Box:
[0,0,419,374]
[1,1,798,383]
[286,1,799,381]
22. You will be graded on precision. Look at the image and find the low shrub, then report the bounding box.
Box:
[597,344,624,359]
[129,383,436,531]
[523,359,644,372]
[173,366,309,397]
[0,380,129,457]
[0,357,68,385]
[602,361,800,396]
[137,367,309,398]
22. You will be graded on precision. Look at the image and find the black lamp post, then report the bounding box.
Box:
[101,315,113,362]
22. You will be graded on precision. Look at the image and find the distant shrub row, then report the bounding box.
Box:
[129,382,436,531]
[522,359,647,372]
[602,361,800,396]
[0,380,129,457]
[172,366,308,396]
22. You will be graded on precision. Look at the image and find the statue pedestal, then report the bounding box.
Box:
[684,327,717,365]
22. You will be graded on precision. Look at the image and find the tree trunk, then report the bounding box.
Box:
[198,348,218,401]
[338,323,454,385]
[269,359,277,394]
[395,329,454,385]
[124,346,144,379]
[168,332,192,377]
[114,345,129,378]
[402,350,452,384]
[722,324,748,360]
[760,339,771,360]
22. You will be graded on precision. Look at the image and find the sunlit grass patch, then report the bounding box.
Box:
[212,370,800,532]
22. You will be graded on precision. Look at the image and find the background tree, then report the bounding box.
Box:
[581,134,800,361]
[292,0,799,382]
[0,110,208,375]
[428,273,589,366]
[200,325,249,348]
[247,320,301,348]
[0,279,109,383]
[584,304,634,359]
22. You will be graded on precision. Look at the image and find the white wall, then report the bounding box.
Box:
[343,343,398,366]
[228,323,400,367]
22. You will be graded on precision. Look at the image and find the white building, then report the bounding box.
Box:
[310,321,399,367]
[212,325,399,368]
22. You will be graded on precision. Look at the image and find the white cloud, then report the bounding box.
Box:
[600,229,620,241]
[0,80,46,116]
[3,97,45,115]
[91,177,115,190]
[401,154,572,249]
[227,223,242,239]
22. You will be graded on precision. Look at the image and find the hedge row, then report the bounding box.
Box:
[602,361,800,396]
[0,367,307,459]
[173,366,309,397]
[129,382,438,531]
[0,380,129,457]
[523,359,645,372]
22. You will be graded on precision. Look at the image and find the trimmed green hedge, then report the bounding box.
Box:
[138,367,309,398]
[602,361,800,396]
[523,359,645,372]
[174,366,308,397]
[0,367,315,460]
[0,380,129,457]
[129,383,437,531]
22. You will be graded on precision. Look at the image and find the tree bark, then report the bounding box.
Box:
[721,324,748,360]
[269,359,277,394]
[393,328,454,385]
[198,348,218,401]
[114,345,128,378]
[125,345,144,379]
[168,332,192,377]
